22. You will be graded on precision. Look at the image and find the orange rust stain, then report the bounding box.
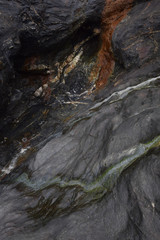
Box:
[96,0,134,88]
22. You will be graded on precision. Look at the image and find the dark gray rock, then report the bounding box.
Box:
[0,0,160,240]
[0,0,105,112]
[112,0,160,70]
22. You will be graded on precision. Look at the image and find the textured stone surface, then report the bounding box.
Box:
[0,0,104,111]
[96,0,134,87]
[112,0,160,70]
[0,0,160,240]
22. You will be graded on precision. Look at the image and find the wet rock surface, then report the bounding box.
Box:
[0,0,160,239]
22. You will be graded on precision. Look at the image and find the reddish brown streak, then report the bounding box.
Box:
[96,0,134,89]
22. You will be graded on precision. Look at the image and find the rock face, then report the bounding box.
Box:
[0,0,104,112]
[0,0,160,240]
[112,0,160,70]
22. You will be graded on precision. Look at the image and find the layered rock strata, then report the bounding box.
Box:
[0,0,160,240]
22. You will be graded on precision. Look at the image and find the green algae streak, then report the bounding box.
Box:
[17,135,160,199]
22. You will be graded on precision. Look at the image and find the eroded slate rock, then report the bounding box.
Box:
[112,0,160,70]
[0,0,160,240]
[0,0,105,112]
